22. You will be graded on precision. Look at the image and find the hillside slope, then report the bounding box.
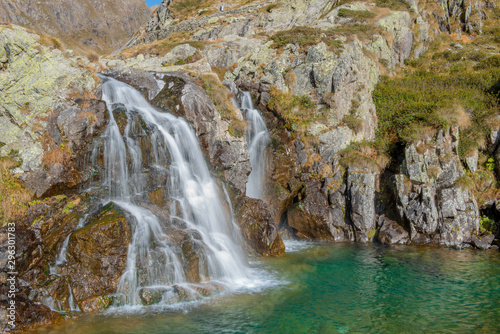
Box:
[0,0,151,54]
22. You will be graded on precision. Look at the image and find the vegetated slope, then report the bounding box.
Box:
[0,0,151,55]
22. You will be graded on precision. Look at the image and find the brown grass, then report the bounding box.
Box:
[0,158,32,225]
[43,144,72,166]
[77,111,98,125]
[38,34,64,50]
[339,141,389,172]
[212,66,228,81]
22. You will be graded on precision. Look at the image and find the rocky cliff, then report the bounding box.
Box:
[0,0,151,54]
[1,0,500,330]
[112,0,499,248]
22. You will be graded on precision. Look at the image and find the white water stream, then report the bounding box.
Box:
[236,91,269,199]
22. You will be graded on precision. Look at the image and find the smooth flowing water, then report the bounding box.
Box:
[237,91,269,199]
[37,243,500,334]
[95,76,252,304]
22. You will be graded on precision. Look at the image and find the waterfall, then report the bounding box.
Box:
[98,76,250,305]
[238,91,269,199]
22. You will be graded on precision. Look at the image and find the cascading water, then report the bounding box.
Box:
[237,91,269,199]
[98,75,251,305]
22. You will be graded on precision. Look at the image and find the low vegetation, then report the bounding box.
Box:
[270,27,344,51]
[337,8,376,21]
[267,86,321,132]
[339,141,389,172]
[373,64,500,157]
[0,157,32,225]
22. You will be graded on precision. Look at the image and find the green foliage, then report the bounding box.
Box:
[474,55,500,70]
[480,215,498,234]
[337,8,376,20]
[373,68,500,156]
[486,157,495,171]
[62,200,78,214]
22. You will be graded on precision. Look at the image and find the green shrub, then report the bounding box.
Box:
[480,215,498,234]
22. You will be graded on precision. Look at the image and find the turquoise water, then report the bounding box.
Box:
[36,243,500,333]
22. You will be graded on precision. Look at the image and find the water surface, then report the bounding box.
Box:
[36,243,500,333]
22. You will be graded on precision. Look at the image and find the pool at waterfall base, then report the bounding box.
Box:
[36,242,500,333]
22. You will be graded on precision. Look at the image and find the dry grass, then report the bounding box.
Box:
[123,32,206,57]
[77,111,98,125]
[267,86,319,132]
[43,144,72,166]
[212,66,228,81]
[339,141,389,172]
[0,158,32,225]
[37,34,64,50]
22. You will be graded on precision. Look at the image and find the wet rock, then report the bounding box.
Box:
[139,287,168,305]
[235,197,285,256]
[378,216,409,245]
[181,234,208,282]
[62,202,131,309]
[101,68,163,100]
[79,295,113,312]
[471,234,495,250]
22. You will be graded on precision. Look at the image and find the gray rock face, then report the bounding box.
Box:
[347,169,377,242]
[287,178,354,241]
[0,25,97,173]
[377,12,413,66]
[394,127,480,246]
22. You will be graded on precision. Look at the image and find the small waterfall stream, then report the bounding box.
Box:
[237,91,269,199]
[94,76,251,305]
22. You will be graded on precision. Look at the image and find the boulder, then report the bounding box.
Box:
[61,202,131,310]
[287,178,352,241]
[471,234,495,250]
[235,197,285,256]
[378,216,409,245]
